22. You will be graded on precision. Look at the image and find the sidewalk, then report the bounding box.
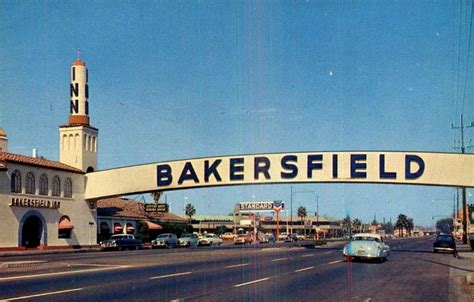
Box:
[0,247,101,258]
[450,243,474,301]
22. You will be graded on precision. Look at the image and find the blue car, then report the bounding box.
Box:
[342,233,390,262]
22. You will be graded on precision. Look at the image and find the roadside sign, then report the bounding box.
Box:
[144,203,169,213]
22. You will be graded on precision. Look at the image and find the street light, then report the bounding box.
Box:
[290,186,318,234]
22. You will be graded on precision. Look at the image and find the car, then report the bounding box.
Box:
[151,233,178,248]
[199,233,223,246]
[234,233,253,244]
[285,233,299,242]
[259,233,275,244]
[100,234,142,251]
[277,232,288,241]
[295,234,306,241]
[178,233,199,247]
[220,232,236,240]
[433,234,457,254]
[342,233,390,262]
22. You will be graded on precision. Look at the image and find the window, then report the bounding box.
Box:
[10,170,21,193]
[58,216,74,239]
[52,176,61,197]
[64,178,73,198]
[25,172,35,194]
[39,174,48,196]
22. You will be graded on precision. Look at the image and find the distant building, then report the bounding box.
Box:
[97,197,186,241]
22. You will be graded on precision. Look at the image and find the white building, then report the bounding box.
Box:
[0,56,98,250]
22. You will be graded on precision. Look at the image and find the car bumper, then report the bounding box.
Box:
[433,247,455,252]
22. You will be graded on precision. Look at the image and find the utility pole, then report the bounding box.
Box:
[452,113,474,244]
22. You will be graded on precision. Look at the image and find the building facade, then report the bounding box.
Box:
[0,56,98,250]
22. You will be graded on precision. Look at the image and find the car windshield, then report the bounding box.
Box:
[181,234,193,238]
[157,234,169,239]
[436,236,454,243]
[353,236,381,243]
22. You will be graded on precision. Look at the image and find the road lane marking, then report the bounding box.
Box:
[234,277,270,288]
[6,288,83,301]
[324,251,333,254]
[301,254,314,257]
[150,271,192,280]
[294,266,314,273]
[271,257,288,262]
[328,260,344,265]
[225,263,250,269]
[0,266,130,282]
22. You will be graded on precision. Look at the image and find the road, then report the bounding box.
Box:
[0,237,468,301]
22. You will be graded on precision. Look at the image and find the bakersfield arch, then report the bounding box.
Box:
[84,151,474,200]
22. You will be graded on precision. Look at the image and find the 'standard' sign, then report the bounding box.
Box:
[84,151,474,200]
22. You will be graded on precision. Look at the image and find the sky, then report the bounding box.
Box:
[1,1,473,226]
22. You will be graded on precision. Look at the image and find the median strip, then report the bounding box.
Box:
[150,271,192,280]
[234,277,270,288]
[294,266,314,273]
[6,288,83,301]
[225,263,250,269]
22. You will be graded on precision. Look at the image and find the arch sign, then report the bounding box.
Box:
[84,151,474,200]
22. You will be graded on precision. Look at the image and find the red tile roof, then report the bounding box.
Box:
[97,198,187,223]
[0,152,84,174]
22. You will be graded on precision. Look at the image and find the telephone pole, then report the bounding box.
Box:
[452,114,474,244]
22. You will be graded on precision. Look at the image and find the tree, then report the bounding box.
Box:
[185,203,196,223]
[150,191,162,203]
[297,206,307,235]
[406,218,414,236]
[395,214,409,237]
[436,218,453,234]
[342,215,352,235]
[352,218,362,233]
[382,221,394,235]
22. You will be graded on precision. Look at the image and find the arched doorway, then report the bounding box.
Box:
[21,215,43,248]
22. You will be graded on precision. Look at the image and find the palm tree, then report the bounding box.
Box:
[297,206,307,235]
[185,203,196,223]
[352,218,362,234]
[342,215,352,236]
[406,218,414,237]
[150,191,162,203]
[395,214,408,237]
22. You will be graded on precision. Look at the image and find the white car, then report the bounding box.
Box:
[342,233,390,262]
[199,233,223,246]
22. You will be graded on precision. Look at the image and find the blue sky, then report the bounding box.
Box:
[1,1,473,226]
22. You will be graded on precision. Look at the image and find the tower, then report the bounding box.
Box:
[0,128,8,152]
[59,53,98,172]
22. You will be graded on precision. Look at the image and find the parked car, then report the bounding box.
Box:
[277,232,288,241]
[342,233,390,262]
[433,234,457,255]
[178,233,199,247]
[259,233,275,244]
[295,234,306,241]
[199,233,223,246]
[151,233,178,248]
[234,233,253,244]
[220,232,236,240]
[100,234,142,251]
[285,233,299,242]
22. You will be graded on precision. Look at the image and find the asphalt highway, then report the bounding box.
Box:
[0,237,466,301]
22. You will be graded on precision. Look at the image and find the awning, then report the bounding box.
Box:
[114,225,123,232]
[126,226,135,232]
[58,219,74,230]
[145,221,162,230]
